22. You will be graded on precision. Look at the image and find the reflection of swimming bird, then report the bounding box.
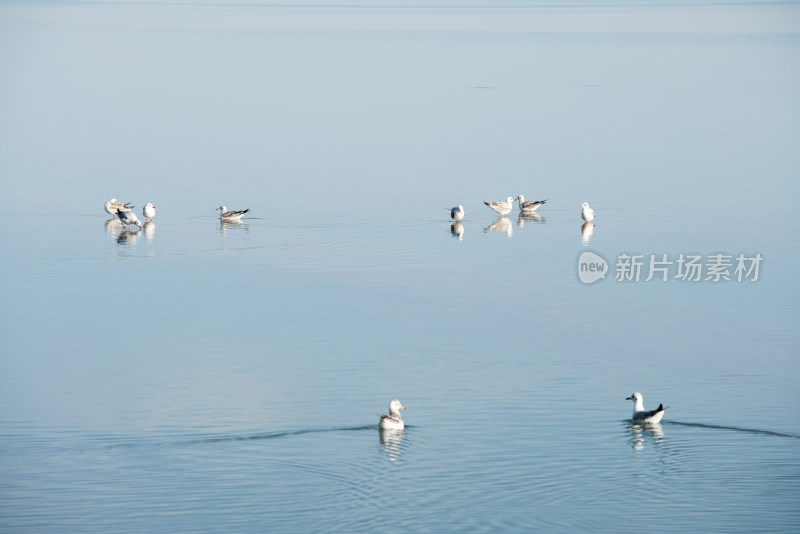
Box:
[627,392,665,424]
[516,195,546,212]
[450,205,465,222]
[485,216,513,237]
[216,205,249,219]
[581,202,595,222]
[517,212,544,227]
[379,399,405,430]
[142,203,156,222]
[484,197,514,216]
[581,222,594,245]
[117,208,142,230]
[105,198,133,218]
[451,222,464,240]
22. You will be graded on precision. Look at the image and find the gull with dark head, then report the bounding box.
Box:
[626,392,665,424]
[450,205,465,222]
[516,195,546,212]
[379,399,406,430]
[484,197,514,217]
[117,208,142,230]
[216,205,250,220]
[581,202,595,222]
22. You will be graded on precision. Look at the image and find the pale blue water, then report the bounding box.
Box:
[1,1,799,532]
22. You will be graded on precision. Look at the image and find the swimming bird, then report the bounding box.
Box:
[581,202,595,222]
[626,392,665,424]
[117,208,142,230]
[105,198,134,218]
[379,399,405,430]
[216,205,249,220]
[516,195,546,212]
[450,205,465,222]
[142,203,156,222]
[484,197,514,216]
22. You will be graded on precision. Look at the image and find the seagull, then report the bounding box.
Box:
[105,198,134,218]
[581,202,595,222]
[626,392,665,424]
[216,205,249,220]
[450,205,465,222]
[117,208,142,230]
[484,197,514,216]
[516,195,546,212]
[379,399,405,430]
[142,203,156,222]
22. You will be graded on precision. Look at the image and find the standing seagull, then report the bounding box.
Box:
[117,208,142,230]
[216,205,250,220]
[626,392,665,424]
[142,203,156,222]
[580,202,595,222]
[484,197,515,217]
[379,399,406,430]
[105,198,134,218]
[516,195,546,212]
[450,205,465,222]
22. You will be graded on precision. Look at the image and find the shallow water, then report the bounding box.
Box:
[1,1,799,532]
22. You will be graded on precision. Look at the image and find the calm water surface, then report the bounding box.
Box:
[1,1,799,532]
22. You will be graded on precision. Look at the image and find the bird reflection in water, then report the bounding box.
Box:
[581,222,594,245]
[627,422,665,452]
[379,428,406,463]
[116,228,141,245]
[143,221,156,240]
[517,212,544,227]
[485,216,513,237]
[219,219,249,233]
[450,222,464,241]
[104,218,123,239]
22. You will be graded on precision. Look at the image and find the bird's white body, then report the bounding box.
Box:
[379,399,405,430]
[516,195,546,212]
[581,202,595,222]
[627,392,665,424]
[450,205,465,222]
[105,198,133,218]
[143,203,156,222]
[217,205,249,219]
[117,208,142,230]
[484,197,514,216]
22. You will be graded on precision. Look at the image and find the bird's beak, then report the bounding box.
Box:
[401,405,406,410]
[625,396,633,400]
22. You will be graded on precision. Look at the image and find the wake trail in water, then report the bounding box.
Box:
[666,421,800,439]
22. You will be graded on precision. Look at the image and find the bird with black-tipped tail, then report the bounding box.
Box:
[626,392,665,424]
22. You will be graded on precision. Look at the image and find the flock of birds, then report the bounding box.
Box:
[104,198,250,229]
[380,392,664,430]
[105,197,659,429]
[450,195,595,222]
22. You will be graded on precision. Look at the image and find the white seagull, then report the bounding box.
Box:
[626,392,665,424]
[516,195,546,212]
[484,197,514,217]
[105,198,134,218]
[142,203,156,222]
[450,205,465,222]
[117,208,142,230]
[379,399,406,430]
[580,202,595,222]
[216,205,249,220]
